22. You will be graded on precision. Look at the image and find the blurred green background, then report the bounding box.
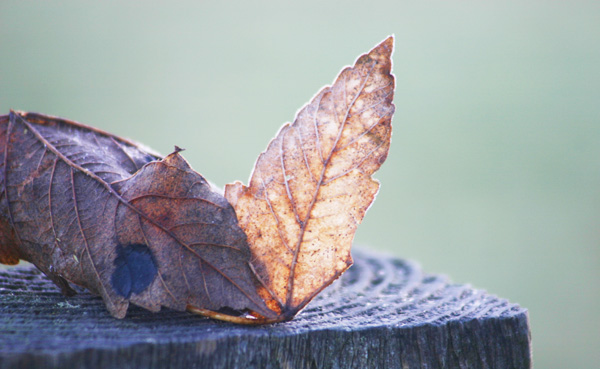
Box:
[1,1,598,367]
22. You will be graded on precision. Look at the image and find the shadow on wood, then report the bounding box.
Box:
[0,250,532,369]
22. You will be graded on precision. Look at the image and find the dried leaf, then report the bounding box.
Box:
[0,112,274,320]
[0,37,395,324]
[225,37,395,320]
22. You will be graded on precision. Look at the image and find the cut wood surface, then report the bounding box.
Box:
[0,250,532,369]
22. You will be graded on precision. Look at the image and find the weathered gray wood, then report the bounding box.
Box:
[0,250,531,369]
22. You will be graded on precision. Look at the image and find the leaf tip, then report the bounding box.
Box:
[380,35,394,50]
[163,148,192,170]
[369,36,394,63]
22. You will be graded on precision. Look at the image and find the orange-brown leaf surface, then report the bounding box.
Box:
[0,112,274,320]
[225,37,395,320]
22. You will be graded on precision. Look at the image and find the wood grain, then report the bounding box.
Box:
[0,250,532,369]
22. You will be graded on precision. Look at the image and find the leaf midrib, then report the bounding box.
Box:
[283,60,378,312]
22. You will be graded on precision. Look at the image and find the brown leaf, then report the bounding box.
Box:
[225,37,395,320]
[0,112,274,320]
[0,37,395,325]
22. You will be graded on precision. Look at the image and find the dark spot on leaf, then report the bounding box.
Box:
[111,243,157,298]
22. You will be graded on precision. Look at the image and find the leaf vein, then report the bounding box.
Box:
[323,139,386,186]
[261,177,294,255]
[279,127,302,226]
[70,167,111,304]
[285,60,377,305]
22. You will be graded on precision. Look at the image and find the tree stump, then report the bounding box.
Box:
[0,250,531,369]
